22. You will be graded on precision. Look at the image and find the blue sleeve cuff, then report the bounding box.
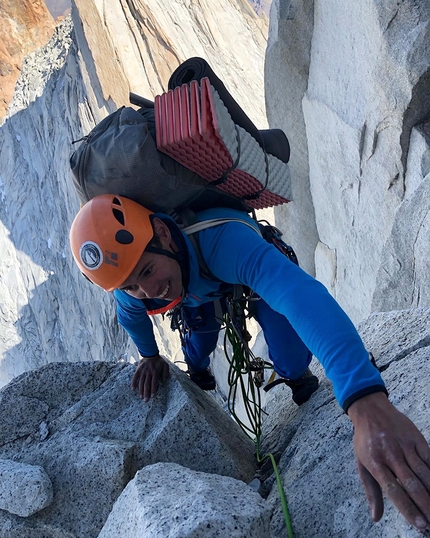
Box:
[343,385,388,413]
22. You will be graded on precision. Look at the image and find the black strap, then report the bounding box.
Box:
[145,245,179,261]
[186,232,218,281]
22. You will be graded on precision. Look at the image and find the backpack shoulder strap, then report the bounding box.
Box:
[182,217,262,281]
[182,218,261,236]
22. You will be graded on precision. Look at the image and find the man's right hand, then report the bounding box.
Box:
[131,354,170,401]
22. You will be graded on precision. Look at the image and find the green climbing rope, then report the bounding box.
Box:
[223,296,294,538]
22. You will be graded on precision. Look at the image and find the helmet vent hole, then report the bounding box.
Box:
[112,197,121,205]
[112,208,125,226]
[115,230,134,245]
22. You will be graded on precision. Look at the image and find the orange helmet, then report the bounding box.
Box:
[70,195,154,291]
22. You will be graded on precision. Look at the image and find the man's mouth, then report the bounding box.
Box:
[157,282,170,299]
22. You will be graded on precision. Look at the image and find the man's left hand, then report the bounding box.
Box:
[132,354,170,402]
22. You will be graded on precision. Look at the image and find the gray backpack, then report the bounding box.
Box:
[70,106,250,219]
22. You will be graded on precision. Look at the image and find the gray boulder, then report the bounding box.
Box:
[0,362,255,537]
[0,459,53,517]
[0,308,428,537]
[261,308,429,538]
[99,462,270,538]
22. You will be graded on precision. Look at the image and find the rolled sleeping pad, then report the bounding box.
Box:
[168,57,261,142]
[168,57,289,164]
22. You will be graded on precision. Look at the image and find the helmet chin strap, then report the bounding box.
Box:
[144,245,179,261]
[145,243,189,290]
[144,220,191,307]
[143,244,186,316]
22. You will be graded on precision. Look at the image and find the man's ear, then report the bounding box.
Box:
[152,218,172,246]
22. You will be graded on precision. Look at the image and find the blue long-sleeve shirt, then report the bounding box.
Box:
[114,207,385,409]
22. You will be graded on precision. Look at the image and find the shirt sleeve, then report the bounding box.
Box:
[198,221,385,408]
[113,289,159,357]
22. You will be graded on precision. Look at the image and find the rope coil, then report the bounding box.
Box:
[223,294,294,538]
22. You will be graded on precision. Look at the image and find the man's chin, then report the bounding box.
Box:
[165,294,181,302]
[168,284,182,301]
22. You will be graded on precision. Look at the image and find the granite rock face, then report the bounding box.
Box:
[72,0,268,128]
[0,361,256,537]
[0,18,129,387]
[261,308,430,538]
[0,0,270,388]
[0,309,427,537]
[264,0,317,274]
[266,0,430,323]
[99,462,271,538]
[0,2,428,536]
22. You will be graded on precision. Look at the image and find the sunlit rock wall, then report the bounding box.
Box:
[266,0,430,323]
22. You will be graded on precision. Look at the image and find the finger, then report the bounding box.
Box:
[415,441,430,488]
[139,368,150,401]
[150,369,160,398]
[399,449,430,522]
[375,466,429,531]
[356,460,384,522]
[143,374,153,402]
[416,437,430,457]
[131,363,143,389]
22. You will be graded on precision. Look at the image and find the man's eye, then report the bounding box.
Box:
[123,285,137,292]
[142,267,152,278]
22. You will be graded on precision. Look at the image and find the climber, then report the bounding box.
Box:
[69,194,430,533]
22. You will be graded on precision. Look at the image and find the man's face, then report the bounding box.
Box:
[118,218,182,300]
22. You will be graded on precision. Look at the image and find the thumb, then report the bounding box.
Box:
[356,459,384,522]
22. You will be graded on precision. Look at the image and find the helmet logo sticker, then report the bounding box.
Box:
[105,251,119,267]
[80,241,103,271]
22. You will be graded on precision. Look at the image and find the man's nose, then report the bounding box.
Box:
[136,279,158,299]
